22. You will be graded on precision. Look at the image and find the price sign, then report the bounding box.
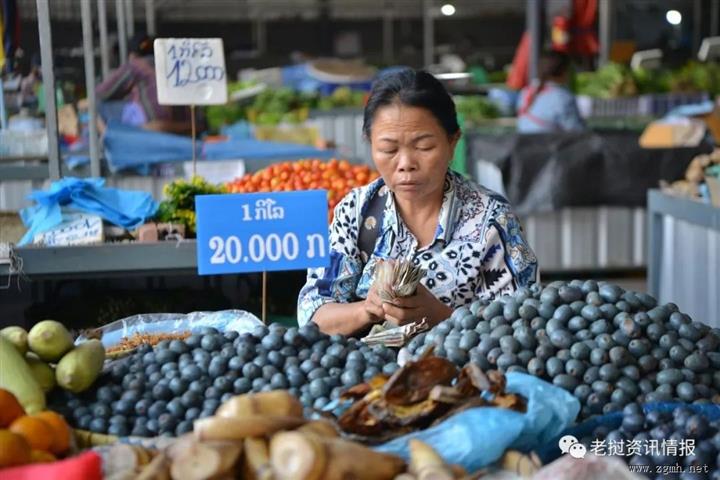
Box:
[154,38,228,105]
[195,191,330,275]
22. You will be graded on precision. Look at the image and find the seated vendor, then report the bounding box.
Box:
[297,69,539,336]
[516,51,585,133]
[95,33,190,134]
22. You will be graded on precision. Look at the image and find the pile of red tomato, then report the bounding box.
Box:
[225,158,380,218]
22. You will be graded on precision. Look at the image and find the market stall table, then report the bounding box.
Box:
[648,189,720,329]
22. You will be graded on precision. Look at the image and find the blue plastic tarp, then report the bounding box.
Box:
[664,100,715,119]
[202,138,335,161]
[372,373,581,472]
[102,122,336,173]
[282,63,374,94]
[103,122,198,174]
[19,177,159,245]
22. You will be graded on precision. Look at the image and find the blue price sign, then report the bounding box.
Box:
[195,191,330,275]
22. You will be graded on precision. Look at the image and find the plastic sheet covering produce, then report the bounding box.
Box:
[18,177,158,246]
[76,310,263,349]
[202,137,335,161]
[465,130,713,215]
[103,122,197,173]
[373,373,581,472]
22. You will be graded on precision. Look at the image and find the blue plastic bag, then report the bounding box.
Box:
[19,177,158,245]
[373,373,580,472]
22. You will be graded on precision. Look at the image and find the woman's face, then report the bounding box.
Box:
[369,103,459,203]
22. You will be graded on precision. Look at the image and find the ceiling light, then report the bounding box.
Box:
[666,10,682,25]
[440,4,456,16]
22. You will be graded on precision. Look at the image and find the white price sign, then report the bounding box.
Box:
[153,38,228,105]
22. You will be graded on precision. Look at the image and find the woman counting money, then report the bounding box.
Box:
[297,69,538,336]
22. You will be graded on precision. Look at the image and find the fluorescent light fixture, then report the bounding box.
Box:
[434,72,471,80]
[666,9,682,25]
[440,4,456,16]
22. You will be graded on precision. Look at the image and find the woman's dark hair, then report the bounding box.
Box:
[362,69,460,139]
[129,33,154,57]
[539,51,571,81]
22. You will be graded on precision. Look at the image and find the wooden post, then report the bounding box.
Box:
[191,104,197,176]
[262,271,268,324]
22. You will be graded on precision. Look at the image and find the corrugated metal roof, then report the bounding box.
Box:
[16,0,569,21]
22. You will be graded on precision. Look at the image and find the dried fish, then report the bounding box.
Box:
[337,355,526,443]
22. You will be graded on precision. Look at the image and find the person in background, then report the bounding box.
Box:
[516,51,585,133]
[95,33,190,134]
[19,54,41,108]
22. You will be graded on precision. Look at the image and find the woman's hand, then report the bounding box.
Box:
[381,284,452,327]
[357,285,386,326]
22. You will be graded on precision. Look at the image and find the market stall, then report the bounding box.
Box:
[1,278,720,479]
[3,1,720,478]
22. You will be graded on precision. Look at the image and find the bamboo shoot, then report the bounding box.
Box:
[136,453,170,480]
[194,415,306,442]
[270,431,404,480]
[408,439,454,480]
[217,391,303,419]
[243,437,274,480]
[296,420,339,438]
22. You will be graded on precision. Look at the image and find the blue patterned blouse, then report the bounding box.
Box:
[297,171,539,326]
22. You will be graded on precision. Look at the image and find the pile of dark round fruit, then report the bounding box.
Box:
[578,404,720,480]
[49,323,398,437]
[406,280,720,420]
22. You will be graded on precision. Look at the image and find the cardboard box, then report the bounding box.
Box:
[707,176,720,207]
[639,119,707,149]
[640,100,720,149]
[700,105,720,144]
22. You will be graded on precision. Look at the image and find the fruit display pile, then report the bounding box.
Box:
[406,280,720,421]
[225,158,380,216]
[1,321,106,415]
[582,403,720,479]
[0,321,96,470]
[50,323,398,437]
[0,389,73,469]
[574,61,720,98]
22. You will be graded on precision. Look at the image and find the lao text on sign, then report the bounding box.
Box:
[195,190,330,275]
[154,38,228,105]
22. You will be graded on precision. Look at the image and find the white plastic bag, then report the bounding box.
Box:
[77,310,263,348]
[532,454,643,480]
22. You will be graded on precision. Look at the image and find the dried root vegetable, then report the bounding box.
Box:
[169,441,242,480]
[270,431,405,480]
[194,415,306,442]
[136,453,171,480]
[242,437,273,480]
[216,391,303,419]
[408,440,455,480]
[499,450,542,479]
